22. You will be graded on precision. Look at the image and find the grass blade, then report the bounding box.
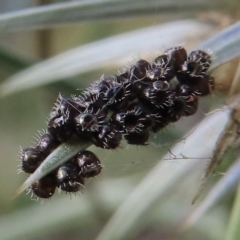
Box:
[225,181,240,240]
[95,22,240,239]
[0,20,214,97]
[0,197,96,240]
[95,109,230,240]
[0,0,216,32]
[198,21,240,69]
[180,156,240,232]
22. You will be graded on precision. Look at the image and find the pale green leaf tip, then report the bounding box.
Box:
[14,137,91,197]
[13,171,41,198]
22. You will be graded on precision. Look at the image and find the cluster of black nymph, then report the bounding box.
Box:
[20,46,214,199]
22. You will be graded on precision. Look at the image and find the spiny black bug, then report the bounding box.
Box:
[48,115,74,142]
[124,130,149,145]
[21,147,46,174]
[36,133,60,155]
[177,73,214,96]
[56,163,84,193]
[177,50,212,79]
[91,76,130,110]
[183,94,199,116]
[91,123,122,149]
[131,59,151,80]
[187,50,212,73]
[176,84,199,116]
[75,150,102,178]
[165,46,188,70]
[31,174,57,199]
[150,53,175,80]
[112,103,153,134]
[117,71,138,101]
[74,112,100,132]
[138,80,171,108]
[51,94,81,124]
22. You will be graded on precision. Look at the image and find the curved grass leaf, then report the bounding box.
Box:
[225,181,240,240]
[0,0,215,32]
[0,196,98,240]
[191,111,240,205]
[180,156,240,233]
[0,20,214,97]
[95,109,230,240]
[180,58,240,231]
[198,21,240,70]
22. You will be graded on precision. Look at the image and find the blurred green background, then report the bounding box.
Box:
[0,1,239,240]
